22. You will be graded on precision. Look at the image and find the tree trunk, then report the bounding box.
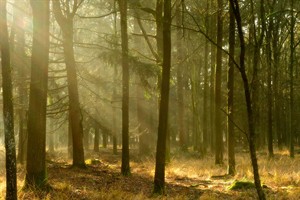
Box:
[153,0,171,194]
[266,16,274,158]
[13,2,28,164]
[227,2,235,175]
[52,0,85,167]
[215,0,224,165]
[176,0,186,151]
[210,0,217,152]
[289,0,295,158]
[102,132,108,148]
[112,0,118,155]
[230,1,266,199]
[25,0,49,188]
[202,0,210,153]
[119,0,130,176]
[83,127,90,151]
[0,0,17,198]
[94,125,99,152]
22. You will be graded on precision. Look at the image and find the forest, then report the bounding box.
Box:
[1,0,300,199]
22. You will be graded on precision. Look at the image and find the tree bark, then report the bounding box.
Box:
[266,13,274,158]
[210,0,217,152]
[289,0,295,158]
[153,0,171,194]
[176,0,186,151]
[215,0,224,165]
[229,1,266,199]
[0,0,17,198]
[227,2,235,175]
[119,0,130,176]
[52,0,85,167]
[94,125,99,152]
[25,0,49,188]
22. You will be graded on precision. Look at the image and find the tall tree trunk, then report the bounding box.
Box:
[25,0,49,188]
[215,0,224,165]
[112,0,118,155]
[176,0,186,151]
[153,0,171,194]
[266,16,274,158]
[210,0,217,152]
[102,132,108,148]
[202,0,210,153]
[227,2,235,175]
[49,120,55,153]
[119,0,130,176]
[94,124,99,152]
[52,0,85,167]
[289,0,295,158]
[112,64,118,155]
[12,0,28,164]
[0,0,17,198]
[230,1,266,199]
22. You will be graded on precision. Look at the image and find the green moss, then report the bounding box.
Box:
[228,181,256,190]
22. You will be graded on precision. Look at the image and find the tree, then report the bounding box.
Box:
[119,0,130,176]
[289,0,295,158]
[215,0,224,164]
[265,2,275,158]
[175,0,187,151]
[153,0,171,194]
[25,0,50,188]
[10,0,28,165]
[227,1,236,175]
[202,0,210,154]
[0,0,17,198]
[94,124,100,152]
[229,0,266,199]
[52,0,85,167]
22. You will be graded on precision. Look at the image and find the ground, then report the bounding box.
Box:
[1,148,300,199]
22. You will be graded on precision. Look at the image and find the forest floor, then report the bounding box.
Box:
[1,147,300,199]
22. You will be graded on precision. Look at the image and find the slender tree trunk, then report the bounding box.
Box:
[25,0,49,188]
[94,125,99,152]
[230,1,266,199]
[153,0,171,194]
[49,120,55,153]
[52,1,85,167]
[0,0,17,198]
[119,0,130,175]
[112,0,118,155]
[289,0,295,158]
[202,0,210,153]
[210,0,217,152]
[227,2,235,175]
[112,64,118,154]
[266,17,274,158]
[102,132,108,148]
[83,127,90,151]
[215,0,224,165]
[68,118,73,159]
[13,3,28,164]
[176,0,186,151]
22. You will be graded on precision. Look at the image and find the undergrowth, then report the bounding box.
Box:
[0,148,300,199]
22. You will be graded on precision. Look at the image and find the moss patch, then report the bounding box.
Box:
[228,181,256,190]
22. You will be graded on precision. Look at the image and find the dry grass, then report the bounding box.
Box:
[1,148,300,199]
